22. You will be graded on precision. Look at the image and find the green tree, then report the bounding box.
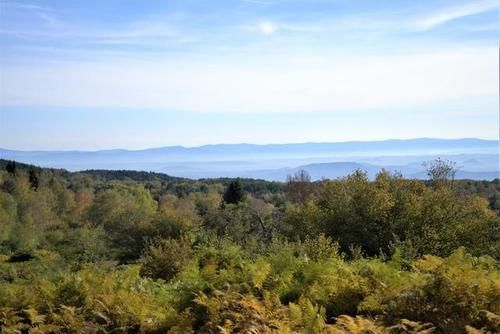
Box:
[28,169,39,191]
[315,170,395,255]
[286,169,313,204]
[424,158,457,187]
[5,161,16,175]
[89,184,157,262]
[223,180,245,204]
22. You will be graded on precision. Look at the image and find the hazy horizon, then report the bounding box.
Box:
[0,137,497,152]
[1,138,497,181]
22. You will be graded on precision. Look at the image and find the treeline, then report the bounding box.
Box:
[0,159,499,333]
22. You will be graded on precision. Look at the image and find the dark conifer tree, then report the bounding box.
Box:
[223,180,244,204]
[29,168,40,190]
[6,160,17,175]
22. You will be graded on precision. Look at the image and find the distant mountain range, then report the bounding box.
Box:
[247,161,499,181]
[1,138,498,181]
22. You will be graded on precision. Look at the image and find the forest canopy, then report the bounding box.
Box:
[0,159,499,333]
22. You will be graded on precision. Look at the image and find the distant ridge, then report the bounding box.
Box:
[1,138,498,181]
[0,138,495,154]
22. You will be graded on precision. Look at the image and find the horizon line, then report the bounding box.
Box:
[0,137,497,153]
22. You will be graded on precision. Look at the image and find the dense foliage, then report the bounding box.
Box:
[0,159,498,333]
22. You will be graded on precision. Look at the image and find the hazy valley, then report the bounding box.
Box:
[1,138,498,180]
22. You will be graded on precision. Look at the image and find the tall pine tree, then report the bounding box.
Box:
[29,169,40,190]
[6,160,16,175]
[223,180,244,204]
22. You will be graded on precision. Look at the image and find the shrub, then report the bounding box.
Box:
[140,238,192,281]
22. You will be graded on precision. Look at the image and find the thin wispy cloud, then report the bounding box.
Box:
[0,2,183,44]
[237,1,498,40]
[0,16,186,49]
[413,0,498,31]
[0,1,55,13]
[0,1,58,22]
[1,0,496,53]
[34,12,58,26]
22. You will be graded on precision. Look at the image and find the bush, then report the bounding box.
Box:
[140,238,192,281]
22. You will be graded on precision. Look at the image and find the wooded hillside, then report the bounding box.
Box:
[0,160,498,333]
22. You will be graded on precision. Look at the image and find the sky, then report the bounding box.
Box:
[0,0,498,150]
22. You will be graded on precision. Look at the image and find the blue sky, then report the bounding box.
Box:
[0,0,498,149]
